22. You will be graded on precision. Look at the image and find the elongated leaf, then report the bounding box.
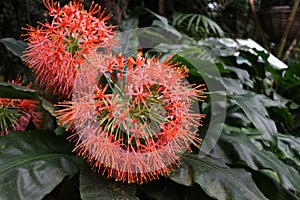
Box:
[146,9,182,38]
[0,81,56,117]
[217,131,300,193]
[79,166,138,200]
[0,38,27,59]
[232,94,278,145]
[0,81,39,100]
[0,131,83,200]
[171,154,268,200]
[223,65,253,88]
[276,134,300,166]
[117,9,140,57]
[252,170,299,200]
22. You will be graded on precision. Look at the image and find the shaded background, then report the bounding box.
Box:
[1,0,299,81]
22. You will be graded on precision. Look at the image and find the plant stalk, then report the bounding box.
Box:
[249,0,269,51]
[277,0,300,59]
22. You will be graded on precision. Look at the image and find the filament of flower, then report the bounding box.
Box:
[0,106,21,131]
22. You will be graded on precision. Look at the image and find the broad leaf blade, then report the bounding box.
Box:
[80,166,138,200]
[117,9,140,57]
[0,131,83,200]
[232,94,278,145]
[0,38,27,59]
[276,134,300,167]
[218,131,300,193]
[0,81,39,100]
[0,81,56,117]
[171,154,268,200]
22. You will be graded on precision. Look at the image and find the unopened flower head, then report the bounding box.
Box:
[23,0,116,99]
[0,78,43,135]
[56,53,205,184]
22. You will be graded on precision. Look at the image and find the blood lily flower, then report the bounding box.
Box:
[0,78,43,135]
[56,53,205,184]
[23,0,116,99]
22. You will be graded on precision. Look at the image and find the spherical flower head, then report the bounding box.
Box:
[0,78,44,135]
[23,0,116,99]
[56,53,206,184]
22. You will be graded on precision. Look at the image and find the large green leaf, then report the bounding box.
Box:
[79,166,138,200]
[251,170,299,200]
[232,94,278,145]
[0,81,56,117]
[117,8,140,57]
[146,8,182,38]
[136,179,213,200]
[254,134,300,167]
[216,131,300,194]
[223,65,253,88]
[171,154,267,200]
[0,130,83,200]
[276,134,300,167]
[0,81,39,100]
[0,38,27,59]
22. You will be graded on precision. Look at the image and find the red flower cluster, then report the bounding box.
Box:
[0,79,43,135]
[56,53,205,184]
[23,0,116,99]
[22,0,206,185]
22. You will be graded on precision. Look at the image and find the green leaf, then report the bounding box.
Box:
[117,8,140,57]
[0,130,83,200]
[136,179,212,200]
[0,38,27,59]
[0,81,39,100]
[276,134,300,167]
[146,8,182,38]
[79,166,138,200]
[222,78,245,95]
[252,170,299,200]
[217,131,300,193]
[173,13,224,37]
[171,154,268,200]
[223,65,253,88]
[225,102,251,127]
[232,94,278,145]
[0,81,56,117]
[40,97,56,117]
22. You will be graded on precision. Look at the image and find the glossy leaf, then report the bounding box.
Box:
[79,166,138,200]
[252,170,299,200]
[0,130,83,200]
[232,94,278,145]
[276,134,300,166]
[0,38,27,59]
[171,154,268,200]
[223,65,253,88]
[0,81,56,117]
[117,8,140,57]
[146,8,182,38]
[217,131,300,193]
[0,81,38,100]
